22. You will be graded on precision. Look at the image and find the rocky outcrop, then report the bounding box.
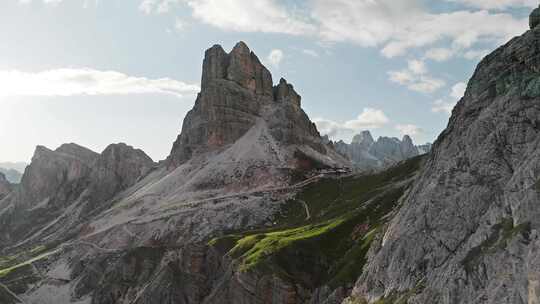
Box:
[333,131,429,171]
[0,142,154,248]
[167,41,331,169]
[17,144,99,210]
[350,9,540,304]
[86,143,155,207]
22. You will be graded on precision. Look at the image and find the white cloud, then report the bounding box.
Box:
[446,0,537,10]
[408,59,427,75]
[313,0,424,48]
[432,82,467,114]
[139,0,180,14]
[184,0,316,35]
[396,124,423,136]
[19,0,64,4]
[389,59,446,94]
[314,108,390,139]
[450,82,467,99]
[175,17,188,31]
[313,118,345,138]
[153,0,527,60]
[380,10,526,58]
[463,48,491,60]
[432,99,456,114]
[267,49,284,68]
[312,0,527,58]
[344,108,390,130]
[0,68,200,98]
[425,48,455,62]
[302,49,320,57]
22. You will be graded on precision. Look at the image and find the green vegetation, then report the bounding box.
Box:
[0,247,60,278]
[209,156,425,290]
[462,218,531,273]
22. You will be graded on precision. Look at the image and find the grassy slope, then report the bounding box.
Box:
[209,155,426,290]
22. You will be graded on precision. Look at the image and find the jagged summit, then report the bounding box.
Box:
[333,130,428,171]
[167,41,342,169]
[201,41,273,95]
[352,130,375,146]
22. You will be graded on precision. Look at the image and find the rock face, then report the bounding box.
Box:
[168,42,326,169]
[531,5,540,29]
[86,143,155,207]
[333,131,429,171]
[0,143,154,247]
[350,12,540,304]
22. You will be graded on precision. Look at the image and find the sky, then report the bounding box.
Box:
[0,0,537,163]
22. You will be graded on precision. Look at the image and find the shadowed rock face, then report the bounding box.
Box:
[351,13,540,304]
[17,144,99,210]
[167,42,324,168]
[0,143,154,247]
[87,143,155,206]
[531,6,540,29]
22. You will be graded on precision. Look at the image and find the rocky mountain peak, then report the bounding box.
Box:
[530,5,540,29]
[351,130,375,146]
[168,41,341,168]
[55,143,99,163]
[273,77,301,107]
[201,41,273,96]
[86,143,155,207]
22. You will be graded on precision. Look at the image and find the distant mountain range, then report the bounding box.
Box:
[0,162,26,183]
[324,131,432,171]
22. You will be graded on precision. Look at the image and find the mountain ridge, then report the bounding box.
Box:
[329,130,431,171]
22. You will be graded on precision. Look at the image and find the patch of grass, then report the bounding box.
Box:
[327,226,380,288]
[208,156,426,290]
[0,248,60,279]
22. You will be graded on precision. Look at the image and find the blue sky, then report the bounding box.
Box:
[0,0,536,162]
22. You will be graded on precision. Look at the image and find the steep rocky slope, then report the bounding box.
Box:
[345,8,540,304]
[333,131,429,171]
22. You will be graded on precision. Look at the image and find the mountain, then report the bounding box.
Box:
[0,162,27,173]
[344,7,540,303]
[0,42,349,304]
[0,162,27,184]
[332,130,431,171]
[0,168,23,184]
